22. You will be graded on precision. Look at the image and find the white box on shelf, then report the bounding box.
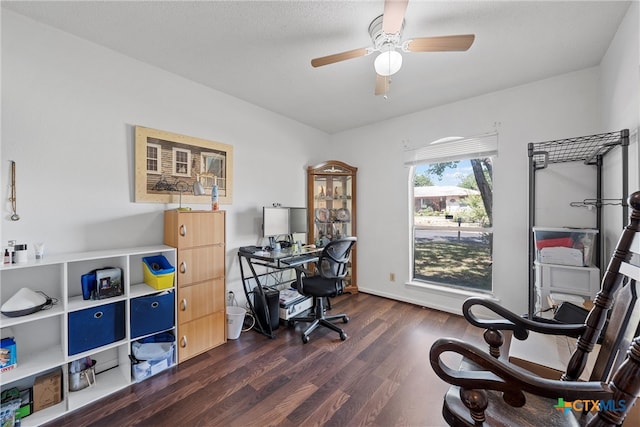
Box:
[540,247,584,266]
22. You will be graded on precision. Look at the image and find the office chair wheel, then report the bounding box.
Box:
[340,332,347,341]
[302,334,310,344]
[343,315,349,323]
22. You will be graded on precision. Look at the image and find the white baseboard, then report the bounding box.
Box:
[356,287,464,316]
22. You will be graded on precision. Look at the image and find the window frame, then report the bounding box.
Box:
[405,133,498,293]
[172,147,191,177]
[146,143,161,174]
[200,151,227,191]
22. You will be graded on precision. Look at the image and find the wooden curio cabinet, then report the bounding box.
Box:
[307,160,357,293]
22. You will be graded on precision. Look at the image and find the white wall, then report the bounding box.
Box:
[600,1,640,259]
[1,10,328,299]
[330,2,638,315]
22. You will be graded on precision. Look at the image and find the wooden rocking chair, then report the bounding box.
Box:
[430,191,640,426]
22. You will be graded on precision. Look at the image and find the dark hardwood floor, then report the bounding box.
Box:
[44,292,484,427]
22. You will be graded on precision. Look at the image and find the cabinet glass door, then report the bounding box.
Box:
[307,161,357,293]
[312,174,353,243]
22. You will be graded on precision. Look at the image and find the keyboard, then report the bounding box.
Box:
[281,254,317,266]
[239,245,262,254]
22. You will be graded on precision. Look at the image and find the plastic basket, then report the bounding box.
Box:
[533,227,598,266]
[142,255,175,290]
[131,339,175,381]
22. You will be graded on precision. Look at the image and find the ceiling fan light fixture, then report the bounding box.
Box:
[374,48,402,76]
[309,0,475,95]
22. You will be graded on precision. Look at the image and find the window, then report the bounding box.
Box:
[200,151,227,192]
[405,134,497,293]
[146,143,161,174]
[172,148,191,177]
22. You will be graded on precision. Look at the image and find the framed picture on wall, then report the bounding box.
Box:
[134,126,234,205]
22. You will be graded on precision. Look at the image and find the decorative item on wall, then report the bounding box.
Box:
[134,126,234,206]
[9,161,19,221]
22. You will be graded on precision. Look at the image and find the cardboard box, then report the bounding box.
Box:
[33,368,62,412]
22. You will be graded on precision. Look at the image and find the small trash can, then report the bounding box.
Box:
[226,306,246,340]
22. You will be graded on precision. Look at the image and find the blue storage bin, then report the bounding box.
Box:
[130,291,175,339]
[68,301,126,355]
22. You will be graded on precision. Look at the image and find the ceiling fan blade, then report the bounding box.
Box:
[375,74,390,96]
[382,0,409,34]
[311,48,369,68]
[406,34,475,52]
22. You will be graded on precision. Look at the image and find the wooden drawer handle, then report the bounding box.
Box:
[180,224,187,237]
[180,261,187,274]
[180,298,187,311]
[181,336,187,348]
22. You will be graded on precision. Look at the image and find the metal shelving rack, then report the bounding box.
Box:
[527,129,629,319]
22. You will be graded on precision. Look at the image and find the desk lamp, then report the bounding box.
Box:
[176,181,206,211]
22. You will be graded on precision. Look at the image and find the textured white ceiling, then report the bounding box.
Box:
[2,1,632,134]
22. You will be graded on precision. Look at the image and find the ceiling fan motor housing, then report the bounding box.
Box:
[368,14,404,51]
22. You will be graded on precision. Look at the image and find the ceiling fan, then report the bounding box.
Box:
[310,0,475,96]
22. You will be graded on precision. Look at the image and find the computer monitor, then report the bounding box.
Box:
[262,207,289,238]
[288,207,307,234]
[262,206,308,248]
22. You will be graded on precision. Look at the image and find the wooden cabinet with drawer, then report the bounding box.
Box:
[164,210,226,362]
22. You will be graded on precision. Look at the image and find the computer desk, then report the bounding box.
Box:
[237,246,322,338]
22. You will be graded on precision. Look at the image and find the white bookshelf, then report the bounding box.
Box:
[0,245,177,426]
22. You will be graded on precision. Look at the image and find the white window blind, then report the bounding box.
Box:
[403,133,498,165]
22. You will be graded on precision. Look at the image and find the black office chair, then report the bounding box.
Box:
[291,237,357,343]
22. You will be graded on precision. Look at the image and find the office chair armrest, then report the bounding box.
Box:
[463,297,586,341]
[429,337,612,404]
[294,265,314,277]
[293,264,315,294]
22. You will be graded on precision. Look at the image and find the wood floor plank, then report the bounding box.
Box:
[322,366,385,426]
[43,293,484,427]
[287,355,372,424]
[190,384,260,426]
[286,387,351,427]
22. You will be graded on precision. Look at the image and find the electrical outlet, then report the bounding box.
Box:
[389,273,395,282]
